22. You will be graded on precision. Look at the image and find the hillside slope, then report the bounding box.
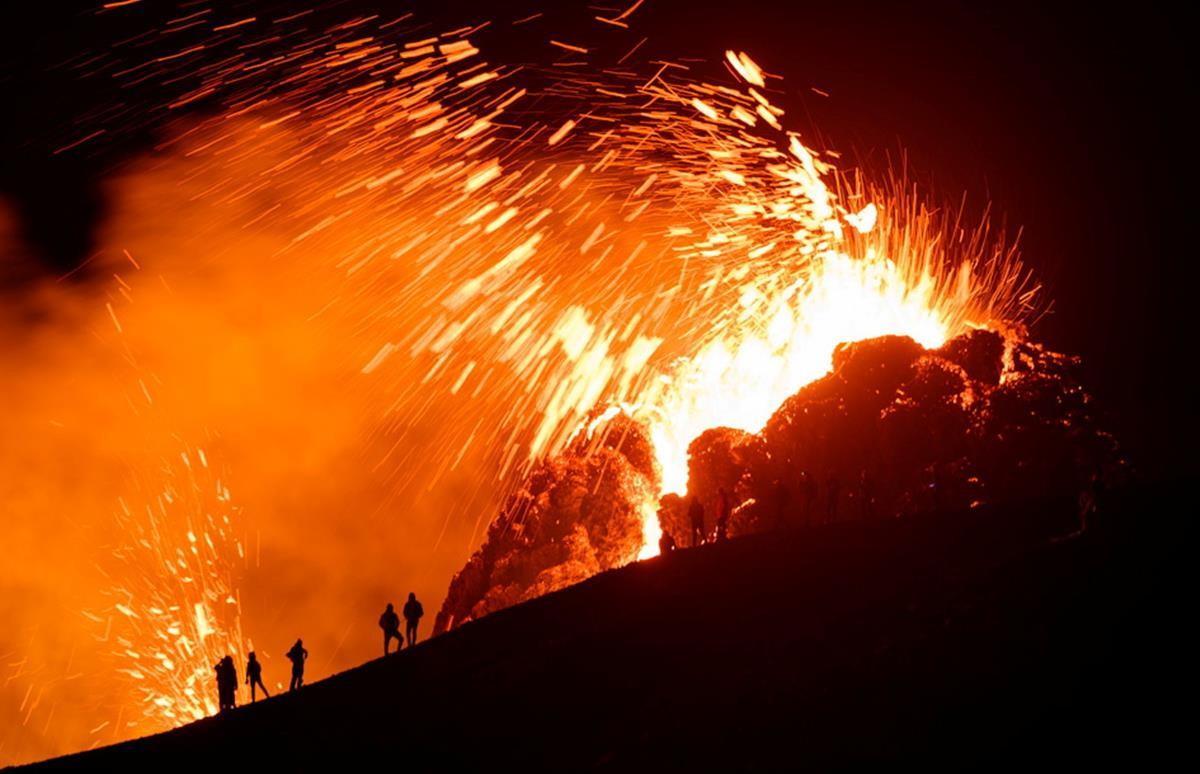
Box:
[20,485,1192,771]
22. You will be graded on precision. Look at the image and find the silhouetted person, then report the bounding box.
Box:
[659,531,676,554]
[224,655,238,711]
[1078,472,1100,530]
[286,639,308,691]
[245,652,269,702]
[403,592,424,648]
[214,655,237,712]
[688,495,705,547]
[715,487,733,541]
[213,660,226,711]
[826,475,840,521]
[799,472,817,526]
[380,603,403,655]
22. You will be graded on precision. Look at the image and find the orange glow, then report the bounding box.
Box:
[1,14,1034,765]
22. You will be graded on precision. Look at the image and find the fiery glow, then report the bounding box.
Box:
[637,250,952,497]
[98,446,249,730]
[2,8,1036,765]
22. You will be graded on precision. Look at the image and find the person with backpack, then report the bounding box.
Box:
[380,603,404,655]
[402,592,424,648]
[286,638,309,691]
[688,495,705,547]
[214,655,237,712]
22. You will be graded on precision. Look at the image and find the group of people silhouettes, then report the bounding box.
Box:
[658,472,877,553]
[379,592,424,656]
[213,641,304,712]
[663,487,737,552]
[213,593,423,713]
[659,473,880,555]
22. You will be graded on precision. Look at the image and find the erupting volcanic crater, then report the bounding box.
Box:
[4,3,1173,764]
[437,327,1123,631]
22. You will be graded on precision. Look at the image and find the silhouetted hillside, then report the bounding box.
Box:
[18,484,1192,771]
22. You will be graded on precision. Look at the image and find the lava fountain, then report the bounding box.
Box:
[3,5,1079,764]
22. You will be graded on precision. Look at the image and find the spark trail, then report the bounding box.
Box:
[4,3,1037,762]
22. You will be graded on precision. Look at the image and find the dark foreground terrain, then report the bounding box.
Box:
[20,484,1192,771]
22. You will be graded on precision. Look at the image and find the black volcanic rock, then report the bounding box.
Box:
[28,489,1190,772]
[691,330,1124,529]
[936,327,1005,385]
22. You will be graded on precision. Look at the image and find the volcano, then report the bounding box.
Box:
[436,329,1125,632]
[18,484,1190,771]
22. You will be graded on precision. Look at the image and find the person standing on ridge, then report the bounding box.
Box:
[286,638,309,691]
[715,487,733,541]
[213,659,227,712]
[214,655,237,712]
[245,652,269,702]
[688,495,705,547]
[380,603,404,655]
[403,592,424,648]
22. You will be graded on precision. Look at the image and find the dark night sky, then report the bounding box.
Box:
[2,0,1194,478]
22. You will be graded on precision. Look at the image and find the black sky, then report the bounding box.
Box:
[1,0,1194,478]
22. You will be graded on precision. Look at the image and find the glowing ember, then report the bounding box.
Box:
[3,6,1049,763]
[99,446,250,731]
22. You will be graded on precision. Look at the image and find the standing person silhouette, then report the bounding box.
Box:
[213,659,227,712]
[688,495,705,547]
[245,652,269,702]
[715,487,733,541]
[799,471,817,526]
[214,655,237,712]
[286,639,309,691]
[403,592,424,648]
[380,603,403,655]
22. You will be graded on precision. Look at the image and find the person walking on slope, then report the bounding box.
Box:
[380,603,404,655]
[245,651,269,702]
[286,638,309,691]
[688,495,705,547]
[403,592,424,648]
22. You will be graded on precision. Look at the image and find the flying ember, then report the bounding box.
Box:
[3,4,1073,764]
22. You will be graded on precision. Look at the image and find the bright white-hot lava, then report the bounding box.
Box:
[638,249,954,498]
